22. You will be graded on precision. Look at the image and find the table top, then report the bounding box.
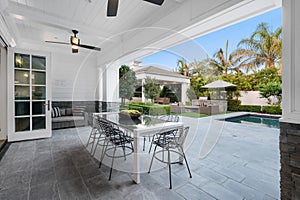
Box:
[93,112,183,134]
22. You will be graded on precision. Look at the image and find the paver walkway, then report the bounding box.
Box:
[0,113,280,200]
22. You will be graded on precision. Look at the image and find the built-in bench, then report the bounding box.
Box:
[52,107,88,129]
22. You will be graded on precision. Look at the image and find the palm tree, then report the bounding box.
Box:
[237,22,282,71]
[202,40,243,75]
[177,59,192,77]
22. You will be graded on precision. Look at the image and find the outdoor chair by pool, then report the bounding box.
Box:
[97,119,134,180]
[148,126,192,189]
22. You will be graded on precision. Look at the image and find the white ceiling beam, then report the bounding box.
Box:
[5,1,113,40]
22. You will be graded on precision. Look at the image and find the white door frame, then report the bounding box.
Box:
[0,45,7,140]
[7,48,52,142]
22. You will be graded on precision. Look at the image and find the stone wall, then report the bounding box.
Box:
[280,122,300,200]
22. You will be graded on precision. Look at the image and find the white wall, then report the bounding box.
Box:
[240,91,275,106]
[51,52,98,101]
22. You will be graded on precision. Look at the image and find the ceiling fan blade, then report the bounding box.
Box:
[107,0,119,17]
[143,0,164,6]
[45,41,70,45]
[79,44,101,51]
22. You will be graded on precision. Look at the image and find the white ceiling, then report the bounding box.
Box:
[0,0,281,63]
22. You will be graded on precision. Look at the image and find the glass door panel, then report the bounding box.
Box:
[32,55,46,70]
[32,102,45,115]
[15,70,30,84]
[32,71,46,85]
[15,118,30,132]
[15,86,30,100]
[15,53,30,69]
[15,102,30,116]
[32,117,46,130]
[32,86,46,100]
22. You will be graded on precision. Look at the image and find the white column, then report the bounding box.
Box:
[97,67,104,101]
[141,79,145,102]
[281,0,300,124]
[103,62,120,103]
[181,83,189,105]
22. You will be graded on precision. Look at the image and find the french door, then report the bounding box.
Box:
[8,48,51,142]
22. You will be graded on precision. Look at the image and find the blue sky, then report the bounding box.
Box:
[140,8,282,71]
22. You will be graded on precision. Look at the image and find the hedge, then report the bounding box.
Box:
[227,99,241,111]
[128,105,143,113]
[238,105,261,113]
[262,106,282,115]
[128,103,170,115]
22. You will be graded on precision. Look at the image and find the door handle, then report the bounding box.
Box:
[44,100,51,111]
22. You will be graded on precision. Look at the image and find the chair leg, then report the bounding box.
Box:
[122,144,126,160]
[180,146,192,178]
[90,129,98,153]
[86,128,95,147]
[99,140,109,168]
[108,146,117,181]
[168,148,172,189]
[148,145,157,173]
[143,137,146,151]
[148,135,156,153]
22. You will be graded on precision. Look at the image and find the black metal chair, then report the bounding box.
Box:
[86,115,104,153]
[148,115,180,153]
[97,118,134,180]
[148,126,192,189]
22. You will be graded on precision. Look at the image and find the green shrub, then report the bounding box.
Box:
[128,103,170,115]
[128,105,143,113]
[227,99,241,111]
[238,105,261,113]
[262,106,282,115]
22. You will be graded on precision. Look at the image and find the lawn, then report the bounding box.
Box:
[176,111,232,118]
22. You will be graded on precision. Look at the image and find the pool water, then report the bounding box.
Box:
[225,114,280,129]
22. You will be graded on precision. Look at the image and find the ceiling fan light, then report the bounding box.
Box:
[71,36,80,45]
[72,45,79,53]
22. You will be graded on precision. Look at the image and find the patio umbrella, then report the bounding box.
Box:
[201,80,236,88]
[201,80,236,100]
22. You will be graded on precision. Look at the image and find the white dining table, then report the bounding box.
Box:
[93,112,184,184]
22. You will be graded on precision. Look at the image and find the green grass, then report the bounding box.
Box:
[176,111,233,118]
[177,112,209,118]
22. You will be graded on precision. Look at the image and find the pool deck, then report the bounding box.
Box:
[0,112,280,200]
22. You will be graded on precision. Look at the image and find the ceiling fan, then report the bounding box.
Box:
[107,0,165,17]
[45,30,101,53]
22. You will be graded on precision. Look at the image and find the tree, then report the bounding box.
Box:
[201,40,245,75]
[160,86,179,103]
[257,82,282,105]
[143,77,160,102]
[119,65,137,105]
[237,23,282,71]
[177,59,192,77]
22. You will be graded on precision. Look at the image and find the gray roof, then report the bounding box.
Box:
[134,66,189,79]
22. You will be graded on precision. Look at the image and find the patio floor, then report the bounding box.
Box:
[0,113,280,200]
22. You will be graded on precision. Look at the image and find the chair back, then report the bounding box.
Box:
[177,126,189,147]
[168,115,179,122]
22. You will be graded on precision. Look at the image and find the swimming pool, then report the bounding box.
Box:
[224,114,280,129]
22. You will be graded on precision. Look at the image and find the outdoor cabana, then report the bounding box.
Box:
[133,66,190,104]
